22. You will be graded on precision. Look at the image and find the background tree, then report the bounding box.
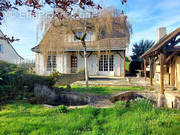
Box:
[129,40,154,75]
[132,40,154,62]
[0,0,128,24]
[0,0,128,43]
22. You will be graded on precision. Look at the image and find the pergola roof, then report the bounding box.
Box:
[141,27,180,58]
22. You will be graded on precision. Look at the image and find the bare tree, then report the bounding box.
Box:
[38,8,132,89]
[0,0,128,43]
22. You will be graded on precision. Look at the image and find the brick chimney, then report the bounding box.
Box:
[157,27,167,41]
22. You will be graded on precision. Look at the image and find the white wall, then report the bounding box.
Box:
[0,31,23,64]
[77,53,98,76]
[35,53,71,75]
[77,52,125,76]
[35,53,45,75]
[36,51,125,77]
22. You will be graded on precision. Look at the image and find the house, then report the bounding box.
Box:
[141,27,180,92]
[0,30,24,64]
[31,16,129,77]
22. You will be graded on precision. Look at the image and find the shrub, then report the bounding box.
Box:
[56,105,68,113]
[23,74,55,91]
[0,60,55,103]
[0,85,11,104]
[77,68,85,73]
[49,71,62,82]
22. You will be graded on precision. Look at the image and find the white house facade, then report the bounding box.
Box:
[31,14,130,77]
[0,30,23,64]
[32,31,128,77]
[32,50,126,77]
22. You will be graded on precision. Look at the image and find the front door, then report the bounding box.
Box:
[71,56,77,73]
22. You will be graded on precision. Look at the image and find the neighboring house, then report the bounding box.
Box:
[32,18,129,77]
[0,30,24,64]
[141,27,180,91]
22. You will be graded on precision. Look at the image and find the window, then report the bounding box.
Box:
[74,32,90,41]
[86,32,91,41]
[109,55,114,71]
[99,55,104,71]
[71,56,77,73]
[47,55,56,71]
[0,44,2,53]
[99,55,114,71]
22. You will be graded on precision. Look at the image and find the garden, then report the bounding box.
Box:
[0,100,180,135]
[1,60,180,135]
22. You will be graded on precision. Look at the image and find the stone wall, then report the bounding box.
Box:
[34,84,89,105]
[55,72,85,86]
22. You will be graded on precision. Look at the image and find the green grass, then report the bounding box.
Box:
[0,100,180,135]
[66,85,144,95]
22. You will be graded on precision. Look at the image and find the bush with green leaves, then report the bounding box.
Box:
[0,60,56,103]
[56,105,68,113]
[49,71,62,82]
[0,85,11,103]
[77,68,85,73]
[0,61,22,85]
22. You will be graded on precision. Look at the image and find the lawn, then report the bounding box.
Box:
[65,85,144,95]
[0,100,180,135]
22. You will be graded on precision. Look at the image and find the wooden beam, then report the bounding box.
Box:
[87,52,93,58]
[166,47,180,52]
[169,37,180,48]
[150,58,153,86]
[170,58,175,87]
[160,53,165,94]
[123,50,126,77]
[144,59,147,81]
[165,51,178,64]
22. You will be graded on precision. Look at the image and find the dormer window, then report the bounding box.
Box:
[74,32,90,41]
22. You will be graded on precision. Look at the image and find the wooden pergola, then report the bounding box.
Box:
[141,27,180,94]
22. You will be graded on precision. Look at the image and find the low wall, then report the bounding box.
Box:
[74,77,150,87]
[55,72,85,86]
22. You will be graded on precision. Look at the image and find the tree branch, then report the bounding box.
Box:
[0,35,20,43]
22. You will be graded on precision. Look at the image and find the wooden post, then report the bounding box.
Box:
[123,50,126,77]
[170,58,175,87]
[160,53,164,94]
[144,59,147,81]
[150,58,153,86]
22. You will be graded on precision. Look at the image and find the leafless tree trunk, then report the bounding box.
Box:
[82,40,88,89]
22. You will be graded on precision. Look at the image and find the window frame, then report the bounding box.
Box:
[46,55,57,71]
[71,56,78,73]
[74,32,91,41]
[99,55,114,72]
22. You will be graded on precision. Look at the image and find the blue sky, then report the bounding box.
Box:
[1,0,180,60]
